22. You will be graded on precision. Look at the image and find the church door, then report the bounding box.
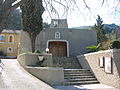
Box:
[48,41,67,57]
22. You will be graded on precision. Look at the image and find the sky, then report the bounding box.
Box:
[42,0,120,28]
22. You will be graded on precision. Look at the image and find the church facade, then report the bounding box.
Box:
[19,19,97,57]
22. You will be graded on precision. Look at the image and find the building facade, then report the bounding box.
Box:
[0,30,20,58]
[19,19,97,57]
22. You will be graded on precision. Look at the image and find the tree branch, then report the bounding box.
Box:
[10,0,26,11]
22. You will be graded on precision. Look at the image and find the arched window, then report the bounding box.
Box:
[0,35,5,42]
[7,47,13,53]
[55,32,60,39]
[8,35,14,43]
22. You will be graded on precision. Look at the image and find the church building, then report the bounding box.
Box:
[19,19,97,57]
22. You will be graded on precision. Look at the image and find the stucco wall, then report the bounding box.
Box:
[18,53,53,67]
[19,29,97,56]
[26,67,64,85]
[77,49,120,89]
[0,32,19,57]
[18,31,32,55]
[18,53,64,85]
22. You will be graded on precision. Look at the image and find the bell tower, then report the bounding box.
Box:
[50,19,68,28]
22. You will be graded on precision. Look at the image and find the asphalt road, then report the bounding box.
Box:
[0,59,54,90]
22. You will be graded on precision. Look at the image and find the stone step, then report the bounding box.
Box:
[64,75,95,79]
[64,73,93,76]
[65,78,97,82]
[64,71,92,74]
[53,57,81,69]
[64,81,99,85]
[64,69,90,71]
[64,69,99,85]
[64,69,91,73]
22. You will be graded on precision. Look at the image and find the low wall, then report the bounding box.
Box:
[26,67,64,85]
[18,53,53,67]
[77,49,120,89]
[18,53,64,85]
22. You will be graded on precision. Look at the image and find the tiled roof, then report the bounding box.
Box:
[1,29,21,34]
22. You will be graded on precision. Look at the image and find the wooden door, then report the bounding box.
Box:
[48,42,67,57]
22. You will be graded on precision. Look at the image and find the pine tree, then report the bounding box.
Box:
[93,15,107,43]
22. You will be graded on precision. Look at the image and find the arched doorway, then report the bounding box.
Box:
[48,41,67,57]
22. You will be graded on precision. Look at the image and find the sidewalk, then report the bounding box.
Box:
[53,84,119,90]
[0,59,54,90]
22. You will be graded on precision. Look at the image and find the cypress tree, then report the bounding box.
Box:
[21,0,44,52]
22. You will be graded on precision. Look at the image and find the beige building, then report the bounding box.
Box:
[0,30,20,58]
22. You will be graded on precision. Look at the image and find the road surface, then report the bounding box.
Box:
[0,59,54,90]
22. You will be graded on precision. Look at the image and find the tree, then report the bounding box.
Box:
[1,0,119,31]
[5,9,22,30]
[43,22,50,29]
[0,0,119,52]
[21,0,44,52]
[0,0,26,32]
[92,15,107,43]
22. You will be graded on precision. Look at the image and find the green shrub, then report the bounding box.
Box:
[109,41,120,49]
[86,43,102,53]
[34,50,41,53]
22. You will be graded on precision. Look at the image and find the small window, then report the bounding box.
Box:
[54,21,58,27]
[55,32,60,39]
[0,35,5,42]
[8,35,14,43]
[7,47,13,53]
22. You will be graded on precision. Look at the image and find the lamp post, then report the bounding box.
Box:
[45,48,49,53]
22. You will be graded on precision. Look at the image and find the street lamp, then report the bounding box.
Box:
[45,48,49,53]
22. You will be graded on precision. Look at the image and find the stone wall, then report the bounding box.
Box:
[18,31,32,55]
[26,67,64,85]
[18,53,64,85]
[77,49,120,89]
[19,29,97,56]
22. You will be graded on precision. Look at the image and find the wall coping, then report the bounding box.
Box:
[77,49,120,57]
[18,52,52,56]
[26,66,64,70]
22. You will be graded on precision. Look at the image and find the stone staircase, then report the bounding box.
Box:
[52,57,99,85]
[52,57,81,69]
[64,69,99,85]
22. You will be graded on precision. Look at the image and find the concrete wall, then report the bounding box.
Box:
[36,28,97,56]
[19,29,97,56]
[18,53,53,67]
[18,53,64,85]
[18,31,32,55]
[77,49,120,89]
[26,67,64,85]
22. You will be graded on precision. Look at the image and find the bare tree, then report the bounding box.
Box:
[0,0,119,52]
[0,0,119,32]
[0,0,26,32]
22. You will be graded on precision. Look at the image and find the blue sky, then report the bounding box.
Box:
[42,0,120,28]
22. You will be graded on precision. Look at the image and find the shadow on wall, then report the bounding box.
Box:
[77,49,120,89]
[113,49,120,76]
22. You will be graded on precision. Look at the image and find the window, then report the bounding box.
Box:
[55,32,60,39]
[8,35,14,43]
[7,47,13,53]
[53,21,58,27]
[0,35,5,42]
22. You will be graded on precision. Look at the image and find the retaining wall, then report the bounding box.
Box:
[77,49,120,89]
[18,53,64,85]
